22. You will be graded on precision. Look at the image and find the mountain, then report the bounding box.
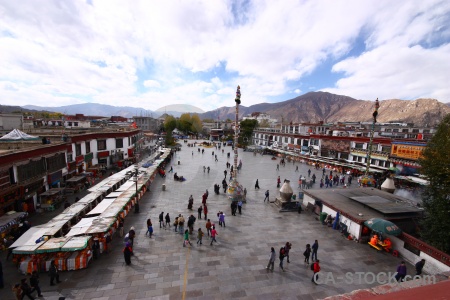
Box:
[200,92,450,127]
[22,103,154,118]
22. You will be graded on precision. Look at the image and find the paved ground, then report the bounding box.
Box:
[1,141,415,300]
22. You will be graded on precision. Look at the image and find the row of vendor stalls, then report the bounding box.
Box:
[7,147,173,274]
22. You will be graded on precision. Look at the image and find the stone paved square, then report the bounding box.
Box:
[1,142,414,300]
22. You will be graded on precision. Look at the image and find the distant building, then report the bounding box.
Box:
[242,112,278,127]
[0,113,24,135]
[133,116,159,132]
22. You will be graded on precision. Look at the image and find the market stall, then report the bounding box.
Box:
[65,176,86,194]
[0,211,27,238]
[39,188,66,211]
[77,192,103,210]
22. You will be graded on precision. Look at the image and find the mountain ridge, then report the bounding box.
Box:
[3,91,448,126]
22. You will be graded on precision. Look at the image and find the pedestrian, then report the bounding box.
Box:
[203,166,206,172]
[311,260,321,284]
[178,215,184,235]
[118,217,124,237]
[243,188,247,201]
[206,219,212,237]
[174,216,179,232]
[203,204,208,220]
[415,259,425,276]
[198,206,203,219]
[197,228,204,245]
[30,271,42,297]
[187,215,196,234]
[308,169,311,177]
[264,190,269,202]
[123,242,133,265]
[49,261,61,286]
[276,164,279,171]
[303,244,311,266]
[183,230,192,247]
[295,166,299,172]
[311,240,319,261]
[210,226,218,246]
[165,213,171,228]
[285,242,292,263]
[159,212,165,228]
[395,261,407,282]
[224,170,227,178]
[147,219,153,238]
[230,202,237,216]
[277,176,281,188]
[266,247,276,271]
[128,227,136,247]
[255,179,260,189]
[237,200,243,214]
[279,246,286,271]
[92,238,100,259]
[207,166,210,173]
[20,278,34,300]
[219,212,226,227]
[147,220,153,238]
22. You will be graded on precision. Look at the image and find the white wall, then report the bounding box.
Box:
[389,236,450,275]
[321,205,362,240]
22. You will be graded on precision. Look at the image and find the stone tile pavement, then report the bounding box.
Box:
[1,142,415,299]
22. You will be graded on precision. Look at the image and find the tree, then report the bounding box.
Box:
[418,114,450,254]
[190,114,203,136]
[164,115,177,132]
[239,119,258,146]
[178,113,192,133]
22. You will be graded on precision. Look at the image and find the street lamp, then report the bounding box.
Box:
[134,164,140,213]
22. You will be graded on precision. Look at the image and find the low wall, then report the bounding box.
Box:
[321,204,362,240]
[390,235,450,275]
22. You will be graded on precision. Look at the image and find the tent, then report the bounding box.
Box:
[0,129,39,141]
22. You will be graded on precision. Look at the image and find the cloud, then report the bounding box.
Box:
[0,0,449,112]
[143,80,161,88]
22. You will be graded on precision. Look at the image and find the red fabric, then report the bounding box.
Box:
[313,262,321,273]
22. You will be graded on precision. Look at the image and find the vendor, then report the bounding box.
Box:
[370,234,379,246]
[384,238,392,252]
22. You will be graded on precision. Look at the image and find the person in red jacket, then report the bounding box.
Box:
[311,260,321,284]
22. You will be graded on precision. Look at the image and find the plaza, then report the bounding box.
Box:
[1,142,414,300]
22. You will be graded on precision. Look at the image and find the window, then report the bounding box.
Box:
[381,146,391,153]
[355,143,364,149]
[67,154,73,162]
[393,129,399,133]
[423,130,430,134]
[74,122,78,127]
[75,144,82,156]
[116,138,124,148]
[97,140,107,150]
[85,142,91,153]
[68,122,72,126]
[385,128,392,132]
[402,129,408,133]
[412,129,419,133]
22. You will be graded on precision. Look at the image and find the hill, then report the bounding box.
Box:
[200,92,450,126]
[22,103,154,118]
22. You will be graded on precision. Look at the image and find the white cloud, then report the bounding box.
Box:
[324,44,450,101]
[0,0,449,112]
[143,80,161,88]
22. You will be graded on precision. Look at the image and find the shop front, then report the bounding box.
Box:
[21,179,44,214]
[0,187,21,216]
[97,151,110,168]
[75,155,84,174]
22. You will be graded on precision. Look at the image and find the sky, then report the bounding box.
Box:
[1,0,449,112]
